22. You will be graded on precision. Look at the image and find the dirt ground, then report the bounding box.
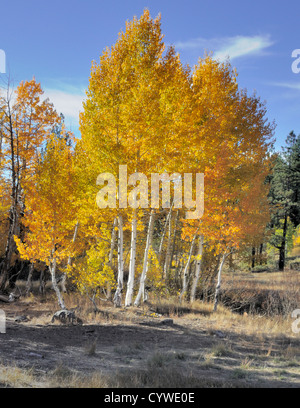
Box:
[0,297,300,388]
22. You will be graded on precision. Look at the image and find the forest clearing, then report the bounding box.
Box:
[0,269,299,388]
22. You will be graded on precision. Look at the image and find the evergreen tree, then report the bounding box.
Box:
[268,132,300,270]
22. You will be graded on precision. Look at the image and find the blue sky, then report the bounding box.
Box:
[0,0,299,149]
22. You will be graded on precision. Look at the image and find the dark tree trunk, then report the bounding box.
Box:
[8,260,24,290]
[0,109,20,293]
[259,243,263,265]
[0,207,18,292]
[278,214,288,271]
[251,247,256,269]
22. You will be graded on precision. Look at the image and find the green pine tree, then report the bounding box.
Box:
[268,132,300,270]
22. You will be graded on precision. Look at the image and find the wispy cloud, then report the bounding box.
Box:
[44,88,85,120]
[175,35,273,61]
[0,85,85,122]
[271,82,300,91]
[174,37,218,51]
[215,35,273,60]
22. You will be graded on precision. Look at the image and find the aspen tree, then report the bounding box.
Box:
[15,133,78,308]
[0,79,59,291]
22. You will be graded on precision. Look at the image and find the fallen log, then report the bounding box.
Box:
[0,293,20,303]
[0,295,11,303]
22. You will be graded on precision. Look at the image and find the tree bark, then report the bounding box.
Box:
[278,213,288,271]
[158,204,173,265]
[179,235,196,303]
[213,252,228,312]
[169,210,179,272]
[134,210,155,306]
[0,98,20,292]
[61,221,79,293]
[109,217,117,269]
[125,210,137,306]
[114,215,124,308]
[107,217,117,301]
[0,207,18,292]
[190,235,204,303]
[251,247,256,269]
[50,257,66,310]
[163,210,173,280]
[259,243,264,265]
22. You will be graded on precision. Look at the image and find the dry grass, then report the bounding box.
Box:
[223,270,300,290]
[0,361,234,388]
[1,272,298,388]
[210,343,232,357]
[15,278,298,341]
[0,363,38,388]
[206,308,294,338]
[223,270,300,298]
[49,363,237,388]
[148,294,295,339]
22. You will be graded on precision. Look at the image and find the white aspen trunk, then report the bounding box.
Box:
[169,210,179,271]
[50,257,66,310]
[158,203,173,264]
[134,211,155,306]
[109,217,118,267]
[61,221,79,293]
[107,217,117,301]
[68,221,79,267]
[190,235,204,303]
[125,210,137,306]
[114,215,124,308]
[163,211,173,280]
[213,252,228,312]
[179,235,196,303]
